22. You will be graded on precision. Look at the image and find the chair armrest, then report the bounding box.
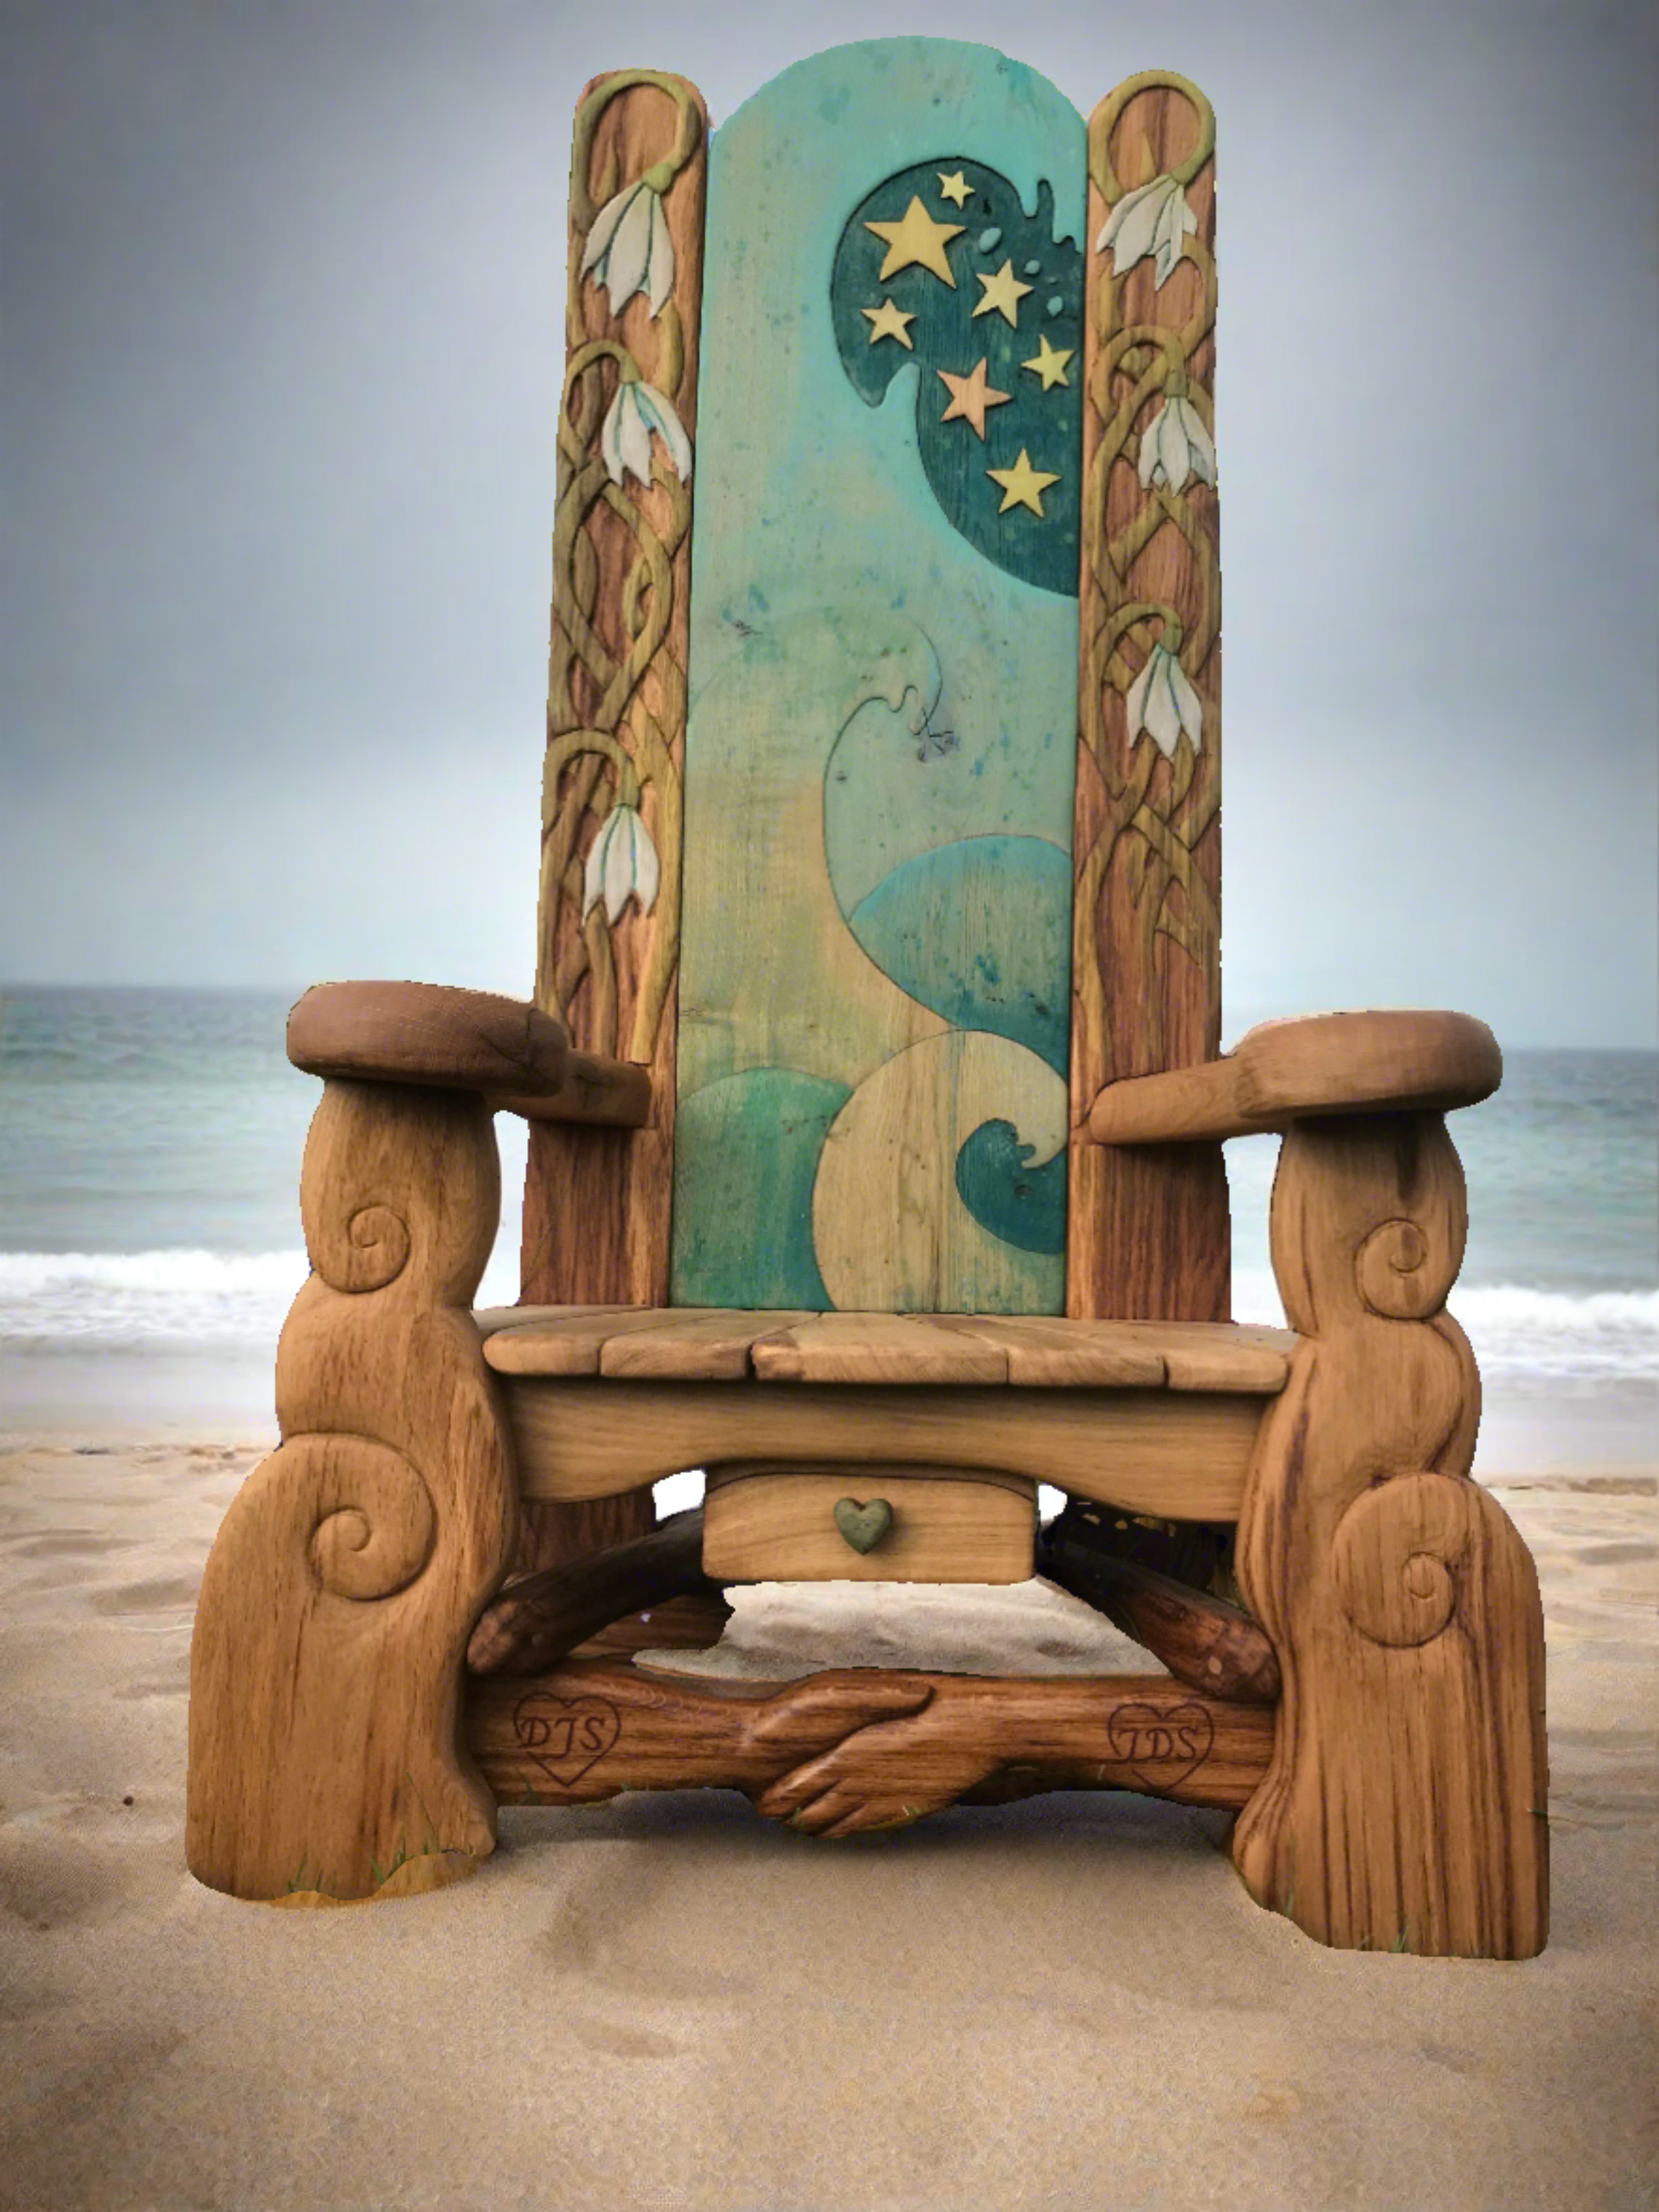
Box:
[287,981,651,1127]
[491,1053,652,1128]
[1087,1009,1502,1146]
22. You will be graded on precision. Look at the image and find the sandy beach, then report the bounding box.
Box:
[1,1432,1655,2212]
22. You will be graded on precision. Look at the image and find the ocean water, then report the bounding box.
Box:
[2,988,1655,1467]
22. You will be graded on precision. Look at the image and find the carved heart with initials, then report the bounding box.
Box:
[833,1497,894,1554]
[511,1693,621,1790]
[1104,1700,1215,1792]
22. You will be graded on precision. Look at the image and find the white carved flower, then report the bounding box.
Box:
[1137,393,1216,492]
[1126,642,1203,759]
[1096,173,1198,289]
[600,378,693,490]
[580,180,675,316]
[583,802,660,924]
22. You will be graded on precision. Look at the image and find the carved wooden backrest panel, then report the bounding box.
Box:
[673,40,1082,1314]
[531,39,1224,1322]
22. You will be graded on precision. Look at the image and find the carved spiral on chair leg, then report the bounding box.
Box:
[309,1202,413,1295]
[306,1436,438,1601]
[1331,1471,1475,1647]
[299,1082,498,1308]
[1354,1215,1456,1321]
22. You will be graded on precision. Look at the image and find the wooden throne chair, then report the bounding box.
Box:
[186,40,1548,1956]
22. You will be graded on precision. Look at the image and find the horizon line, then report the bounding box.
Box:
[1,980,1653,1058]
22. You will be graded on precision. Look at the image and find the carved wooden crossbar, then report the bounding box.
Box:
[185,39,1550,1960]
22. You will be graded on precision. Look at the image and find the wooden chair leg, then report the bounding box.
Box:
[187,1080,517,1902]
[1232,1114,1549,1957]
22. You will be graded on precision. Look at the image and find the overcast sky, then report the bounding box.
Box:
[3,0,1655,1046]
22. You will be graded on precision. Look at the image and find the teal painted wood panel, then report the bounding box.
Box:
[673,37,1085,1315]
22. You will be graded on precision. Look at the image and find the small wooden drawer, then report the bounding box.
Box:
[701,1462,1036,1584]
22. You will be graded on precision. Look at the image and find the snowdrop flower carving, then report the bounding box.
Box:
[1126,641,1203,759]
[600,377,693,490]
[584,802,661,924]
[581,179,676,317]
[1097,173,1198,290]
[1137,373,1216,492]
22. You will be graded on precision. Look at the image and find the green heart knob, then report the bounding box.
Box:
[832,1497,894,1554]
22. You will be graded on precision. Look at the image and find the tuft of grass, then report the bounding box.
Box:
[366,1772,451,1888]
[285,1854,338,1897]
[285,1773,460,1899]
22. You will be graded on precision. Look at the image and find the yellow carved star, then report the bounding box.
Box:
[972,258,1034,326]
[937,358,1012,440]
[1020,332,1073,390]
[865,196,963,286]
[987,448,1060,516]
[862,297,916,349]
[938,170,972,207]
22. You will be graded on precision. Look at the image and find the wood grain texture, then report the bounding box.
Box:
[481,1307,1295,1390]
[502,1376,1269,1519]
[1037,1526,1279,1703]
[567,1589,733,1662]
[672,45,1082,1318]
[486,1306,749,1376]
[1090,1320,1291,1391]
[467,1657,1274,1829]
[467,1507,726,1675]
[187,1081,517,1901]
[1070,71,1227,1323]
[1089,1009,1504,1144]
[750,1313,1009,1386]
[472,1302,632,1338]
[919,1312,1166,1385]
[483,1307,811,1380]
[705,1460,1033,1499]
[288,983,569,1095]
[701,1466,1037,1584]
[500,1490,670,1585]
[493,1049,653,1127]
[1232,1113,1549,1957]
[476,1297,660,1603]
[523,66,707,1317]
[600,1310,817,1379]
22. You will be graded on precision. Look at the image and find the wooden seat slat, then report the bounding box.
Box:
[1089,1322,1299,1393]
[484,1308,754,1377]
[913,1315,1167,1387]
[750,1314,1011,1385]
[599,1310,819,1382]
[478,1308,1296,1391]
[473,1303,633,1341]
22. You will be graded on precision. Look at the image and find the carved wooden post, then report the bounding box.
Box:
[516,67,709,1579]
[187,1081,517,1901]
[1232,1114,1549,1956]
[525,67,706,1311]
[1071,71,1228,1322]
